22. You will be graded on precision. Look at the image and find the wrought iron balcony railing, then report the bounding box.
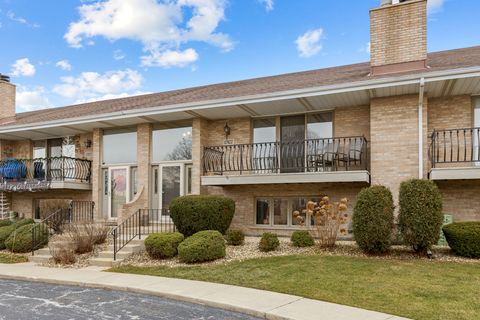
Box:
[203,136,368,175]
[430,127,480,167]
[0,157,92,185]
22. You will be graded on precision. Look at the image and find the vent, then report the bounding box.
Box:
[0,74,10,83]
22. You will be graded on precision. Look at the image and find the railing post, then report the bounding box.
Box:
[31,225,35,256]
[138,210,142,240]
[113,229,117,261]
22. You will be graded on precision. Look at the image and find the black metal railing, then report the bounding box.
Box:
[0,157,92,185]
[111,208,176,260]
[203,136,368,175]
[431,127,480,167]
[31,200,95,255]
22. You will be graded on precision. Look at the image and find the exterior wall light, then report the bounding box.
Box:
[224,122,231,139]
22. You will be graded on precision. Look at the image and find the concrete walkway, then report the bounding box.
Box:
[0,262,408,320]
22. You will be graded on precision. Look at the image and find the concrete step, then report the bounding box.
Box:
[29,254,51,264]
[97,249,138,259]
[34,247,51,256]
[88,257,123,267]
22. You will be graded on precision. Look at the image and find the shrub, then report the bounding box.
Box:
[178,230,226,263]
[308,197,349,247]
[49,235,76,265]
[0,220,13,227]
[226,229,245,246]
[14,218,35,228]
[5,223,49,253]
[170,195,235,237]
[290,231,314,247]
[399,179,443,253]
[259,232,279,252]
[145,232,184,259]
[65,222,110,254]
[0,219,35,250]
[443,222,480,258]
[353,186,394,254]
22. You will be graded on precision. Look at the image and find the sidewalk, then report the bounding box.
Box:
[0,262,408,320]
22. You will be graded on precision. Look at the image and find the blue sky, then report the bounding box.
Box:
[0,0,479,112]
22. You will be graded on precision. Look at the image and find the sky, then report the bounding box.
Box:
[0,0,479,113]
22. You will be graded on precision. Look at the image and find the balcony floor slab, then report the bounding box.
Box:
[429,167,480,180]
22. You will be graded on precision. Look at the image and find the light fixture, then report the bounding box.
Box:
[224,122,231,139]
[84,140,92,148]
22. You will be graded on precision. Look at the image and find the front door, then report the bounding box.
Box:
[151,164,186,220]
[108,167,130,219]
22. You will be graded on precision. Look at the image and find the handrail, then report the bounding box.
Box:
[430,127,480,167]
[203,136,368,175]
[111,208,176,260]
[31,200,95,255]
[0,156,92,184]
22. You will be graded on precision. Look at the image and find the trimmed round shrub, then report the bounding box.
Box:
[259,232,279,252]
[0,220,13,227]
[399,179,443,253]
[226,229,245,246]
[178,230,226,263]
[353,185,394,254]
[443,222,480,258]
[144,232,184,259]
[170,195,235,237]
[5,223,49,253]
[290,231,314,247]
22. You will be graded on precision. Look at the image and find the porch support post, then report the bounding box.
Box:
[91,128,102,220]
[192,118,209,195]
[418,77,425,179]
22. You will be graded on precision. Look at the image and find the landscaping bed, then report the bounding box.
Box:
[0,251,29,264]
[110,253,480,320]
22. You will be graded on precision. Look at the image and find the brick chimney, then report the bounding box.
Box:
[0,74,16,121]
[370,0,427,76]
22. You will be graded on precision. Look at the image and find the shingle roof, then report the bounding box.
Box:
[2,46,480,127]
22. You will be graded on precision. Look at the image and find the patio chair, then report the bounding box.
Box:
[338,138,365,170]
[309,141,339,171]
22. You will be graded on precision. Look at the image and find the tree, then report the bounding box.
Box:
[166,136,192,161]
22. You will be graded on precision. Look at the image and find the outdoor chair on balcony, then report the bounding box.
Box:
[337,138,364,171]
[309,141,339,172]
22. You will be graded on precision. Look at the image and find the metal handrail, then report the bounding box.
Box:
[203,136,368,175]
[111,208,176,260]
[430,127,480,167]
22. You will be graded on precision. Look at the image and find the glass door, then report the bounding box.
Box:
[280,115,305,173]
[108,167,130,219]
[474,99,480,165]
[159,164,182,220]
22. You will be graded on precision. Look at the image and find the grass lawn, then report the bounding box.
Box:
[110,255,480,320]
[0,253,29,264]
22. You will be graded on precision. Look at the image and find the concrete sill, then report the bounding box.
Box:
[429,167,480,180]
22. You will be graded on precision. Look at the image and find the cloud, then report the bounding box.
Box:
[258,0,274,11]
[11,58,36,77]
[16,87,52,112]
[56,60,72,71]
[113,49,126,60]
[53,69,143,100]
[359,42,370,54]
[65,0,232,68]
[141,48,198,67]
[427,0,444,14]
[295,28,324,58]
[6,11,40,28]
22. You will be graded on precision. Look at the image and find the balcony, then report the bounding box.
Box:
[202,136,370,186]
[430,127,480,180]
[0,157,92,191]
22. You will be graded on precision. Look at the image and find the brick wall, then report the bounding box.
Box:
[91,128,102,219]
[334,105,370,139]
[370,0,427,67]
[428,95,473,132]
[436,180,480,222]
[0,81,15,121]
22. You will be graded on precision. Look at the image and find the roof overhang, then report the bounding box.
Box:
[1,66,480,140]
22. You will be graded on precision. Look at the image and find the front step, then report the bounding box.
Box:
[29,254,51,264]
[89,237,145,267]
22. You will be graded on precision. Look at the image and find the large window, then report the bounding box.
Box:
[253,118,276,144]
[256,197,322,227]
[152,126,192,162]
[102,128,137,164]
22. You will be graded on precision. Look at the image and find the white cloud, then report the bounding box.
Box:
[295,28,324,58]
[258,0,274,11]
[6,11,40,28]
[427,0,444,14]
[113,49,126,60]
[56,60,72,71]
[53,69,143,100]
[65,0,232,68]
[16,87,52,112]
[359,42,370,54]
[141,48,198,68]
[11,58,36,77]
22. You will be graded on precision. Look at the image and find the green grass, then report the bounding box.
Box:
[0,253,29,264]
[109,255,480,320]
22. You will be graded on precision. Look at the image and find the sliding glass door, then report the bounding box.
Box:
[280,115,305,172]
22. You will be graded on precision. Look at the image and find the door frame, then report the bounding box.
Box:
[107,166,130,220]
[158,163,184,221]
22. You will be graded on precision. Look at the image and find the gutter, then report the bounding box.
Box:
[418,77,425,179]
[1,66,480,133]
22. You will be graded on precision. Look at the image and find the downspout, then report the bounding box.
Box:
[418,77,425,179]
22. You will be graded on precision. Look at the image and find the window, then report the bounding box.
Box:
[33,141,46,158]
[307,113,333,139]
[152,126,192,162]
[102,128,137,164]
[255,197,322,227]
[253,118,276,144]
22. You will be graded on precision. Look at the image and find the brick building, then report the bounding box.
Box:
[0,0,479,236]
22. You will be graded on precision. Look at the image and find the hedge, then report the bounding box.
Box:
[144,232,184,259]
[170,195,235,237]
[290,231,314,247]
[353,185,394,254]
[178,230,226,263]
[259,232,279,252]
[226,229,245,246]
[399,179,443,253]
[443,222,480,258]
[5,223,49,253]
[0,220,13,228]
[0,219,34,250]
